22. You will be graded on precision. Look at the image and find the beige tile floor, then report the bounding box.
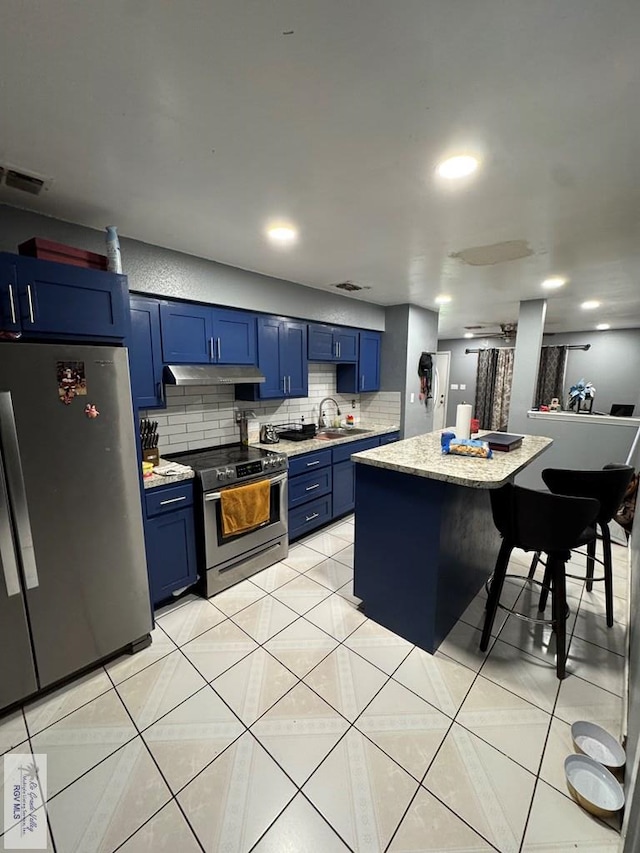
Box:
[0,517,628,852]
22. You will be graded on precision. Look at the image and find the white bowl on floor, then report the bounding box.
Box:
[564,754,625,818]
[571,721,626,771]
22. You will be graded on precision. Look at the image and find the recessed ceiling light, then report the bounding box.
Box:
[436,155,479,179]
[596,323,610,331]
[581,300,601,310]
[541,276,566,290]
[435,294,452,305]
[266,224,298,246]
[464,332,474,339]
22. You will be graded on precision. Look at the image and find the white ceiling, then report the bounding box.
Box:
[1,0,640,337]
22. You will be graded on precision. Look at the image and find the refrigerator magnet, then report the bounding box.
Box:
[84,403,100,419]
[57,361,87,405]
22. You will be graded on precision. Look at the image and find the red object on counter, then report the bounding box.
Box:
[18,238,109,271]
[540,405,550,412]
[470,418,480,434]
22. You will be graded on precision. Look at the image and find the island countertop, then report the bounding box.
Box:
[352,430,553,489]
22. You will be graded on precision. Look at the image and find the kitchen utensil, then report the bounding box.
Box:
[260,424,279,444]
[564,754,624,817]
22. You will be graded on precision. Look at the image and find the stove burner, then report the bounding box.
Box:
[168,443,288,490]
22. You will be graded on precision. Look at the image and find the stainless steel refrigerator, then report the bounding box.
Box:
[0,342,152,711]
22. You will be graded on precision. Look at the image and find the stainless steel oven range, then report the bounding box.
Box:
[169,444,288,596]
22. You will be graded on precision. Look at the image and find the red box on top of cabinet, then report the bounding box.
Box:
[18,238,109,271]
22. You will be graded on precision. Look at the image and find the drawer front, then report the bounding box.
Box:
[332,436,380,464]
[378,431,401,446]
[145,482,194,518]
[288,449,332,477]
[289,494,332,540]
[288,467,332,509]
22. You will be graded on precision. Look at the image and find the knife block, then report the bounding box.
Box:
[142,448,160,466]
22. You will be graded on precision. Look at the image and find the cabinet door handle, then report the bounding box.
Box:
[287,375,291,393]
[26,284,35,324]
[305,512,319,522]
[217,337,222,361]
[282,376,287,394]
[306,460,321,467]
[338,341,341,358]
[159,496,187,506]
[7,284,16,325]
[305,483,320,491]
[157,382,165,404]
[361,374,365,390]
[209,337,215,361]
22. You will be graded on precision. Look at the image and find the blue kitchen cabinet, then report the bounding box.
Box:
[160,301,256,365]
[0,256,19,333]
[237,315,307,400]
[144,482,198,606]
[336,330,381,393]
[378,431,400,446]
[0,253,128,339]
[331,435,382,518]
[308,323,359,362]
[211,307,256,365]
[129,296,165,409]
[160,302,213,363]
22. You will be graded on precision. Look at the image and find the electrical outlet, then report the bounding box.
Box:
[410,392,415,403]
[460,384,466,391]
[451,384,459,390]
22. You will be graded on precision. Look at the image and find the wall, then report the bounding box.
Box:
[381,304,439,438]
[141,364,401,457]
[0,204,386,329]
[441,327,640,426]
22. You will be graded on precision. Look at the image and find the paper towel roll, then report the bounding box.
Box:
[455,404,473,440]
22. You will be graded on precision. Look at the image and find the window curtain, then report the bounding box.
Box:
[474,348,515,431]
[535,345,568,408]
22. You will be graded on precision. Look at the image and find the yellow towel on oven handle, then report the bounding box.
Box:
[220,479,271,537]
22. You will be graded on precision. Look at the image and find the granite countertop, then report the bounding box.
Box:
[352,430,553,489]
[143,458,195,490]
[253,424,400,459]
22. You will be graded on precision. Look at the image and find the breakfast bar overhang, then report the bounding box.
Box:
[351,431,553,653]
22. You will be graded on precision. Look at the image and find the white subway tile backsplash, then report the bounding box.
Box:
[140,365,405,455]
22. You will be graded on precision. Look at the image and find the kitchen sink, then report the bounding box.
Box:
[315,427,373,440]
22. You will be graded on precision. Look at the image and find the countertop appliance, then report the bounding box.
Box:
[0,342,152,712]
[260,424,279,444]
[168,444,288,596]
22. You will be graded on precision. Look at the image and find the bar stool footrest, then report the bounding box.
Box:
[485,573,570,626]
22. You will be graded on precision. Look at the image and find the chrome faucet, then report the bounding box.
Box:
[318,397,341,428]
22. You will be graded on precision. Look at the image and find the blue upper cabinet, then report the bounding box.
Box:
[308,323,359,362]
[282,320,308,396]
[160,302,256,364]
[336,330,381,393]
[129,297,164,409]
[212,307,256,364]
[237,315,307,401]
[359,331,381,391]
[160,302,213,363]
[0,256,20,333]
[0,253,128,340]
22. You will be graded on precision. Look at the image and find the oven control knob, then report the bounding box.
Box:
[225,467,234,480]
[217,470,225,481]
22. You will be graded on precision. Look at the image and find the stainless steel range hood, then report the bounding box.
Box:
[164,365,265,386]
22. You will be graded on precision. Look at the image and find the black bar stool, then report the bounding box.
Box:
[528,464,634,627]
[480,484,600,679]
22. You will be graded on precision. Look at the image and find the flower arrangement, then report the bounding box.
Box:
[567,379,596,411]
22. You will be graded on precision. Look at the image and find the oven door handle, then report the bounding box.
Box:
[204,473,288,502]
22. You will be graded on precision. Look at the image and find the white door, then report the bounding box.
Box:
[432,352,451,431]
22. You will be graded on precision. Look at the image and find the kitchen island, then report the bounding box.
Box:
[351,431,553,653]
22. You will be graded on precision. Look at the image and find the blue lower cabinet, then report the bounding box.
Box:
[289,494,332,539]
[144,483,197,606]
[332,460,356,516]
[288,467,332,508]
[378,431,400,445]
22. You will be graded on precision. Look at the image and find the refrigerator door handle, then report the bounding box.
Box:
[0,393,39,589]
[0,452,21,597]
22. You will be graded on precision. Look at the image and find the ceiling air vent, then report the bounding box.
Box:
[1,166,52,196]
[332,281,371,293]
